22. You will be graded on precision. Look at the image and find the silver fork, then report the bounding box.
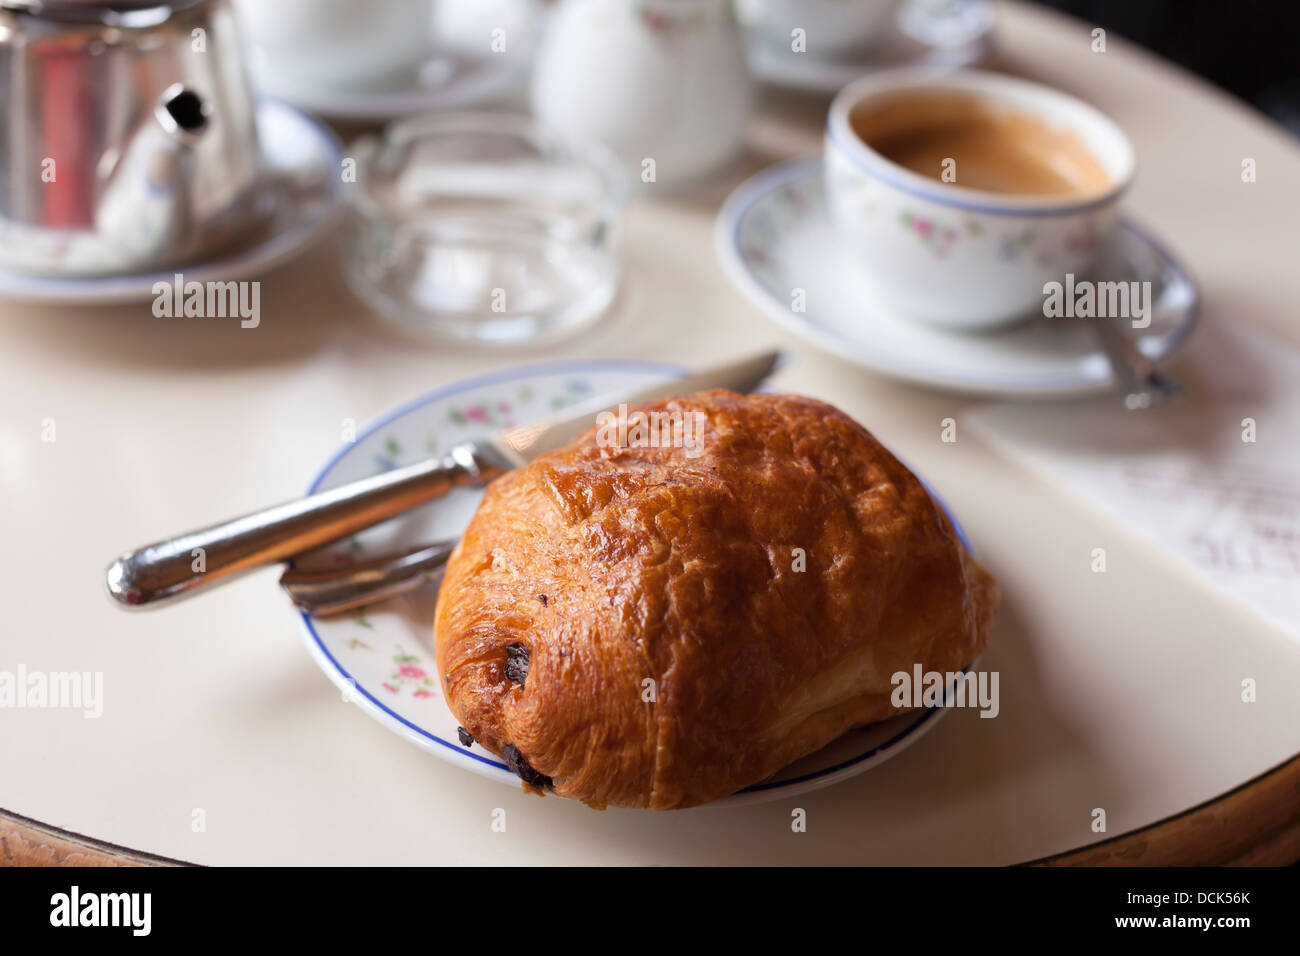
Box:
[280,539,459,617]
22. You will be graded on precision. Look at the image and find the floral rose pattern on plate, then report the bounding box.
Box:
[383,647,438,700]
[448,399,514,429]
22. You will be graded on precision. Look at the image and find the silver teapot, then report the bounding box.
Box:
[0,0,266,276]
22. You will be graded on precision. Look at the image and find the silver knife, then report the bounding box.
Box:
[105,351,782,609]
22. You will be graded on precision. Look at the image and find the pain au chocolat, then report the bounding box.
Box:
[434,390,997,809]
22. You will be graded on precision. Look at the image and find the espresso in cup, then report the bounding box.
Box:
[848,93,1111,198]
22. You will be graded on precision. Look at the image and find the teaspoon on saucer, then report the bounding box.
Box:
[1090,315,1182,408]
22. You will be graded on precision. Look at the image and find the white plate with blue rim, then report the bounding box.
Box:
[292,361,979,807]
[0,100,341,305]
[715,158,1200,398]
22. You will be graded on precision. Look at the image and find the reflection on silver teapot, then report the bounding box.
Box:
[0,0,266,277]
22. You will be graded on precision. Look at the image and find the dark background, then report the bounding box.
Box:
[1035,0,1300,136]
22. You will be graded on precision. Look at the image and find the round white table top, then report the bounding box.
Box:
[3,0,1299,864]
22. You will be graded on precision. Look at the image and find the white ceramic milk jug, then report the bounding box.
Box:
[532,0,755,187]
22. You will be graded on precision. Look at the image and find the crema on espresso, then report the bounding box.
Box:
[849,92,1112,197]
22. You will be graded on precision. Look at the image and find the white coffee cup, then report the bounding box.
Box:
[234,0,433,92]
[738,0,904,58]
[824,69,1136,329]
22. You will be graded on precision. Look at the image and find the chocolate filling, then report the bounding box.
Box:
[502,744,552,789]
[504,643,529,686]
[457,726,474,747]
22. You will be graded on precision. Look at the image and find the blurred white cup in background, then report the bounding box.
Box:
[234,0,433,91]
[738,0,905,58]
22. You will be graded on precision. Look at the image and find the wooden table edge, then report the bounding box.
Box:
[3,751,1297,866]
[1030,750,1300,866]
[0,808,190,867]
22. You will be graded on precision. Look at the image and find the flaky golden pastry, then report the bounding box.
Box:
[434,391,997,809]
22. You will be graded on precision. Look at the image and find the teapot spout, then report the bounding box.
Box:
[155,85,210,142]
[95,84,210,262]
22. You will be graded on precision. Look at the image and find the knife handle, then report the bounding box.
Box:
[104,442,511,609]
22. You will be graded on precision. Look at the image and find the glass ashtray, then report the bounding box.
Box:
[343,113,626,344]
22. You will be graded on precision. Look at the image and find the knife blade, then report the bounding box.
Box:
[105,351,783,609]
[491,350,781,466]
